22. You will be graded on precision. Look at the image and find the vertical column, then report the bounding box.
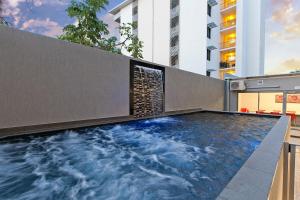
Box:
[283,92,288,115]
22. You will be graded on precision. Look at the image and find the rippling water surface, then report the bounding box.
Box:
[0,112,278,200]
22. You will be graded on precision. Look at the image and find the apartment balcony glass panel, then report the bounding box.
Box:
[208,0,218,6]
[170,45,179,57]
[171,16,179,28]
[170,25,179,37]
[220,0,236,10]
[220,61,236,69]
[220,39,236,49]
[171,5,180,19]
[220,19,236,30]
[133,14,138,22]
[171,0,179,9]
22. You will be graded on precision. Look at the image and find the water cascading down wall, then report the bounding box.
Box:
[130,61,165,118]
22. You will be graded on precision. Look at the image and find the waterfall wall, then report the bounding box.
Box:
[131,65,164,118]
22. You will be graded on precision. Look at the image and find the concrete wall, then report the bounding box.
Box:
[165,67,225,111]
[0,26,225,134]
[0,27,130,129]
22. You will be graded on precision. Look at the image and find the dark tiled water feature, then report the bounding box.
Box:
[131,65,164,118]
[0,112,278,200]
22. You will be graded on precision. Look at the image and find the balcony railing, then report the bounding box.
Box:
[220,61,236,69]
[170,44,179,56]
[220,19,236,30]
[220,39,236,49]
[220,0,237,10]
[171,5,180,19]
[170,25,179,37]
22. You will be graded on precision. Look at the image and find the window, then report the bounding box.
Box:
[207,4,212,16]
[170,35,179,47]
[207,27,211,39]
[171,16,179,28]
[133,6,138,15]
[171,0,179,9]
[206,70,211,77]
[171,55,179,66]
[207,49,211,61]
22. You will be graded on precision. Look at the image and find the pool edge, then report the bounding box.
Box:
[217,115,291,200]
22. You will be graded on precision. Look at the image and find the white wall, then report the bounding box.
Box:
[238,93,259,112]
[153,0,170,66]
[259,93,283,112]
[207,1,221,78]
[138,0,154,62]
[236,0,265,77]
[120,3,133,56]
[179,0,207,75]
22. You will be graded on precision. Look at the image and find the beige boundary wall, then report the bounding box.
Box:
[0,26,224,135]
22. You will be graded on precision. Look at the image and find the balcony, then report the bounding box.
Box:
[171,5,180,19]
[220,0,236,10]
[133,14,138,22]
[170,25,179,37]
[170,44,179,57]
[220,19,236,30]
[220,61,235,69]
[220,39,236,50]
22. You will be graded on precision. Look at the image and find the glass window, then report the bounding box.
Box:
[238,93,259,113]
[207,4,212,16]
[286,93,300,115]
[207,49,211,61]
[259,93,283,114]
[207,27,211,39]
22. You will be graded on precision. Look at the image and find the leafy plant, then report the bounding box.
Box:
[59,0,143,59]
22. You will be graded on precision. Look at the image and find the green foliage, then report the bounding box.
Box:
[59,0,143,59]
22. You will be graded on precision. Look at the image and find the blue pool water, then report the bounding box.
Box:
[0,112,278,200]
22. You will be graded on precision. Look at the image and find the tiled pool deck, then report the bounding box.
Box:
[291,129,300,200]
[296,146,300,200]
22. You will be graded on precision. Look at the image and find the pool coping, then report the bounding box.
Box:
[0,109,280,140]
[217,115,290,200]
[0,108,203,140]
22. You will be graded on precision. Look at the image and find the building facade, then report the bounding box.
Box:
[110,0,266,79]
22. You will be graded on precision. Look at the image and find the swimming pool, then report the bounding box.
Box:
[0,112,278,200]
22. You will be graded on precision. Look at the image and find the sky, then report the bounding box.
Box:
[1,0,300,75]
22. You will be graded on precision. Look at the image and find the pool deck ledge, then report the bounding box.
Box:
[217,116,290,200]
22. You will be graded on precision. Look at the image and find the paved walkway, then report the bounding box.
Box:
[291,128,300,200]
[296,147,300,200]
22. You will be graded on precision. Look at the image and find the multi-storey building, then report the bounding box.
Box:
[110,0,266,79]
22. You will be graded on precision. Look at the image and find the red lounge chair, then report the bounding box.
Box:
[240,108,249,113]
[256,110,266,114]
[286,112,297,125]
[270,111,281,115]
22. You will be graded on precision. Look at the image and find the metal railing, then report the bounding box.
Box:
[170,25,179,37]
[283,140,299,200]
[220,39,236,49]
[220,61,236,69]
[221,19,236,30]
[220,0,237,10]
[170,45,179,57]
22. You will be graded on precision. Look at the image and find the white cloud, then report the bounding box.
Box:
[2,0,68,27]
[269,0,300,41]
[21,18,63,37]
[267,58,300,74]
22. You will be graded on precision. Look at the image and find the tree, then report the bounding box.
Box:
[59,0,143,59]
